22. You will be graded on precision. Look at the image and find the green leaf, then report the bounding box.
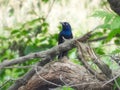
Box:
[42,22,49,27]
[94,47,105,55]
[42,0,49,3]
[11,29,19,35]
[27,18,40,26]
[114,39,120,45]
[107,29,120,41]
[92,32,103,38]
[96,24,110,29]
[92,10,113,23]
[61,86,74,90]
[21,30,29,35]
[111,16,120,30]
[93,10,110,17]
[0,36,7,40]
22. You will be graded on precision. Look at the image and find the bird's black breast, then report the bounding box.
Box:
[58,30,73,44]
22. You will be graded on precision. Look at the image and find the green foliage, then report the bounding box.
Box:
[92,10,120,43]
[111,48,120,54]
[113,78,120,90]
[0,16,58,89]
[92,10,120,89]
[42,0,49,3]
[108,29,120,41]
[94,47,105,55]
[61,86,74,90]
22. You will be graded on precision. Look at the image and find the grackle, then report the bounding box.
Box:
[58,22,73,59]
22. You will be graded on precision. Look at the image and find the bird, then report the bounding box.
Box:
[58,22,73,59]
[107,0,120,15]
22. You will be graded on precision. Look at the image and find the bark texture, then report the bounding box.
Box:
[18,58,112,90]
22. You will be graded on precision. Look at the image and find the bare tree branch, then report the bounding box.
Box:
[0,31,93,70]
[76,41,106,81]
[89,36,107,42]
[8,58,51,90]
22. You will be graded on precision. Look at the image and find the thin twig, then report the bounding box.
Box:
[3,65,34,69]
[59,74,68,85]
[45,0,56,19]
[76,41,106,81]
[34,66,61,87]
[70,81,105,87]
[89,36,107,42]
[0,79,15,89]
[102,73,120,87]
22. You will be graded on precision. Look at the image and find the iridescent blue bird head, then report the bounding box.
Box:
[60,22,72,31]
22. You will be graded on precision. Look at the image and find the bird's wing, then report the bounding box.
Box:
[71,33,73,39]
[58,33,64,44]
[58,31,73,44]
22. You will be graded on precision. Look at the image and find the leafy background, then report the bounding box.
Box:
[0,0,120,90]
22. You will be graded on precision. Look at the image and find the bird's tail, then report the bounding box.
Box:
[58,51,68,59]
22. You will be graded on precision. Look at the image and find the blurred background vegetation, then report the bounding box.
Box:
[0,0,120,89]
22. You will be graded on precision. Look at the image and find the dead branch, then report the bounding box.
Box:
[76,41,112,79]
[76,41,106,81]
[0,31,108,70]
[8,58,51,90]
[89,36,107,42]
[88,45,112,79]
[18,58,112,90]
[0,31,93,70]
[110,55,120,65]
